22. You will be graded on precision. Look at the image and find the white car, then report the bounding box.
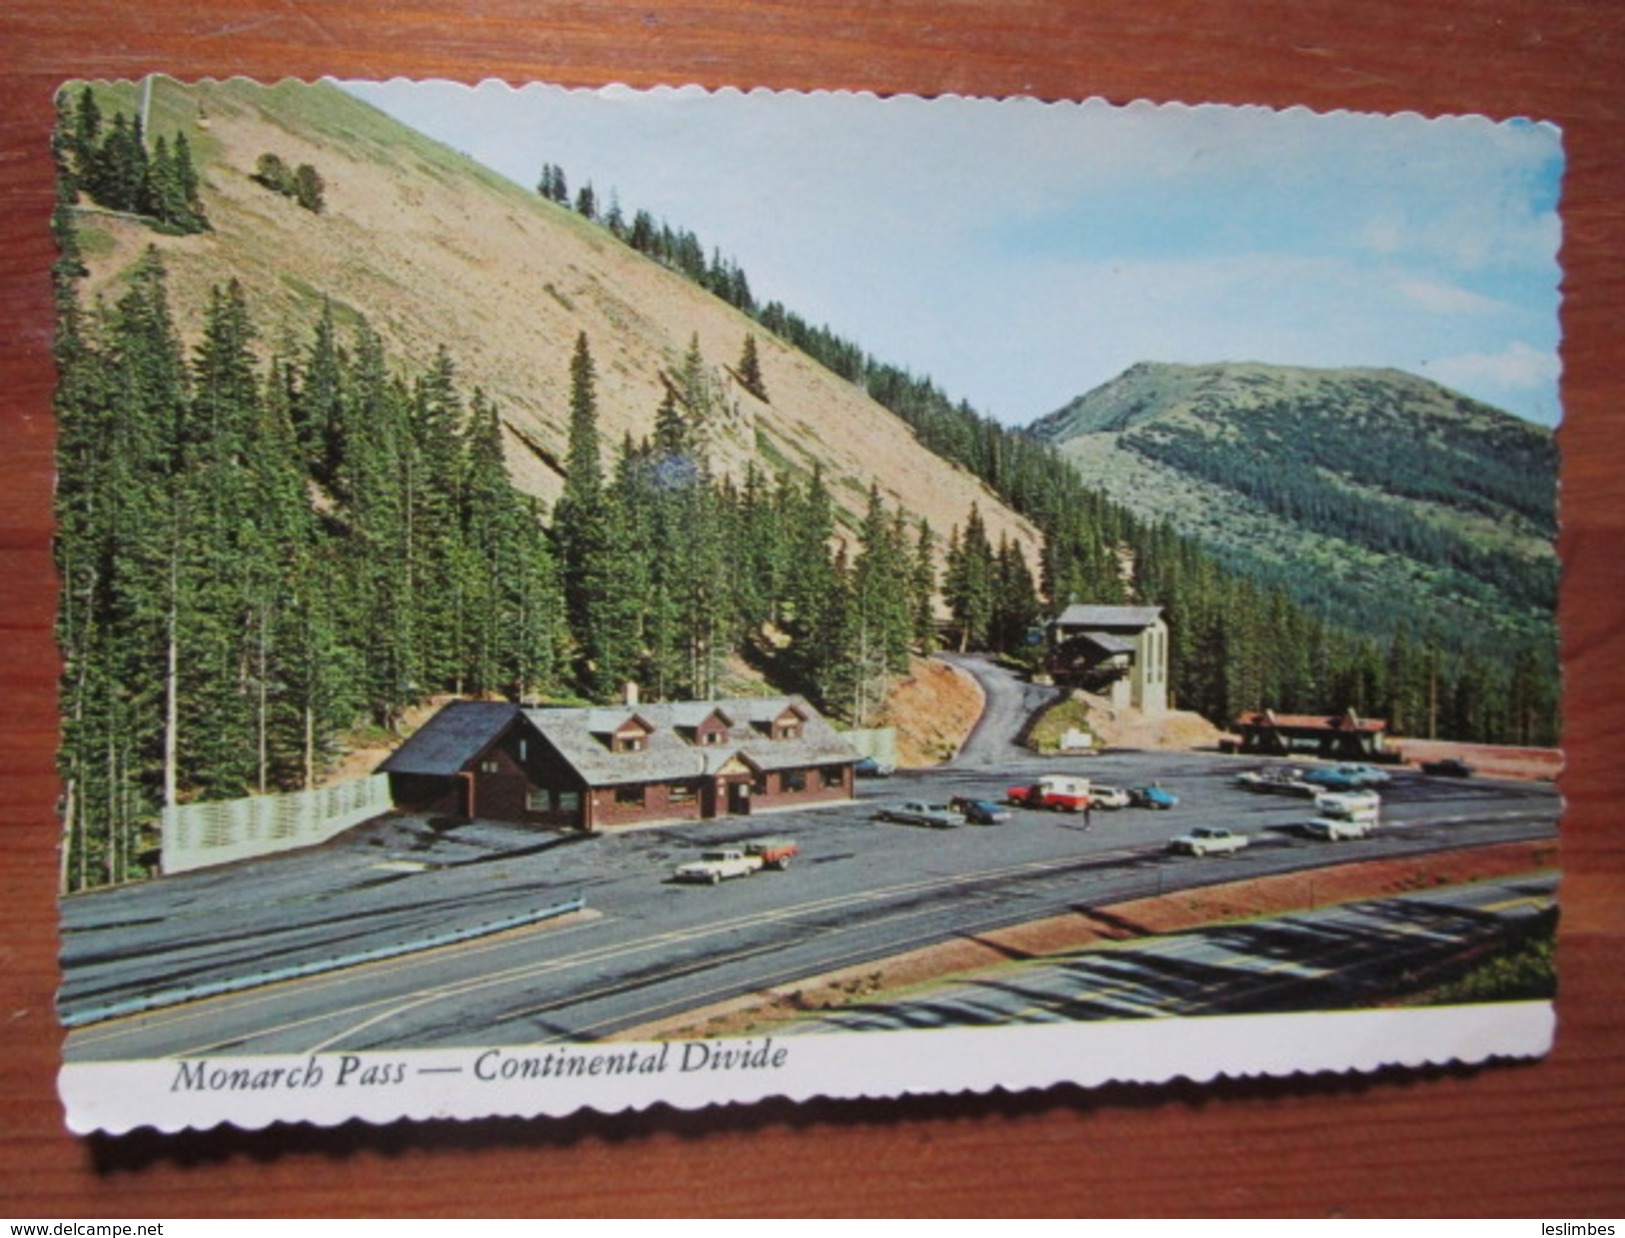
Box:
[1302,816,1374,841]
[1168,826,1249,857]
[1089,785,1132,810]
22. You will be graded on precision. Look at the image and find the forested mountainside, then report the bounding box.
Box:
[58,79,1041,554]
[1031,360,1558,669]
[51,79,1558,890]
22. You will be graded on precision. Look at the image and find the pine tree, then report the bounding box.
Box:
[737,333,767,401]
[944,503,995,651]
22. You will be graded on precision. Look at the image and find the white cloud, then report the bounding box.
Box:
[1421,341,1561,393]
[1397,279,1506,316]
[340,80,1564,426]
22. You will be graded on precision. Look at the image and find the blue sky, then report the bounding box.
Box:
[341,81,1564,427]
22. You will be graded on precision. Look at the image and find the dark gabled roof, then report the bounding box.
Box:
[1067,630,1138,657]
[378,701,522,776]
[523,695,856,787]
[1050,604,1164,632]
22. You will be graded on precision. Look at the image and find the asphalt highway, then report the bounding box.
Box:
[790,872,1558,1031]
[62,735,1560,1061]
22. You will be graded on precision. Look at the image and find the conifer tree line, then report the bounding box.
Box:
[51,237,951,888]
[55,86,209,235]
[541,154,1560,750]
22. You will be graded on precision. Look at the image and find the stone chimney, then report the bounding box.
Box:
[623,681,639,707]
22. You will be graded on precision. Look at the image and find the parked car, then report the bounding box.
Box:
[1006,775,1091,812]
[1088,785,1132,810]
[1234,767,1316,796]
[1329,763,1391,786]
[1421,757,1476,778]
[674,848,762,884]
[854,756,896,778]
[948,796,1013,825]
[1302,815,1375,841]
[1167,826,1249,857]
[1297,766,1367,792]
[1127,784,1179,809]
[742,836,799,870]
[875,800,963,829]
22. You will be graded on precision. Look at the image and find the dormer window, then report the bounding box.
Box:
[615,733,646,754]
[702,730,727,746]
[773,719,803,741]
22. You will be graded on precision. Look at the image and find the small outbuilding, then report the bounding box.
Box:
[380,694,858,831]
[1046,604,1169,714]
[1229,709,1393,761]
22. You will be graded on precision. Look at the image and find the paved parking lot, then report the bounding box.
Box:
[60,745,1559,1056]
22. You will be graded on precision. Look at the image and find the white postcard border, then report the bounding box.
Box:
[60,1002,1554,1134]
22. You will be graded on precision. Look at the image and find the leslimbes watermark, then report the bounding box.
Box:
[170,1041,791,1094]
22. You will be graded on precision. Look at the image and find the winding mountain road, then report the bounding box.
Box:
[936,653,1063,767]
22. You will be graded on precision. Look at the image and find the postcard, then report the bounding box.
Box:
[50,78,1563,1134]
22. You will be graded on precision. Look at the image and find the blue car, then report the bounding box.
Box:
[1297,767,1364,791]
[949,796,1013,824]
[1128,785,1178,809]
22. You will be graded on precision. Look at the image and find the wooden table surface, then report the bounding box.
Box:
[3,0,1622,1217]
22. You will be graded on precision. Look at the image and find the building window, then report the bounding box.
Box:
[614,785,645,807]
[526,789,549,812]
[669,783,696,805]
[615,734,645,753]
[773,721,803,741]
[784,768,807,793]
[556,790,580,814]
[702,730,726,746]
[821,765,844,788]
[480,760,500,774]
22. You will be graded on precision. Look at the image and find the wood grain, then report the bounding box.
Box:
[3,0,1621,1217]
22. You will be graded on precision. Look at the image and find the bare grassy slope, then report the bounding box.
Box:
[72,78,1041,553]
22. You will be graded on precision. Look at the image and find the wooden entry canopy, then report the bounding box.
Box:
[380,695,858,830]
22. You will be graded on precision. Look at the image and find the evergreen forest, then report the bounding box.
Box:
[47,94,1560,891]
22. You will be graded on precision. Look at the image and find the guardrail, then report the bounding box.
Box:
[59,894,587,1029]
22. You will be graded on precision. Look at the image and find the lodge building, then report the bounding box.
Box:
[380,695,858,831]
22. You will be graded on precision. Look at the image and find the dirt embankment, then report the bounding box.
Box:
[866,656,985,767]
[1390,739,1562,783]
[1071,690,1224,751]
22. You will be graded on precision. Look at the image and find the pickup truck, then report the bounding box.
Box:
[1006,775,1091,812]
[674,848,762,884]
[1167,826,1249,857]
[876,800,963,829]
[742,836,799,870]
[674,837,801,883]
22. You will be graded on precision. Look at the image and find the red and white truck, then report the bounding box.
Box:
[1006,774,1092,813]
[673,836,800,884]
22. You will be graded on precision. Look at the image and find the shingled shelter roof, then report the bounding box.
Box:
[524,695,853,787]
[378,701,521,776]
[1050,604,1165,631]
